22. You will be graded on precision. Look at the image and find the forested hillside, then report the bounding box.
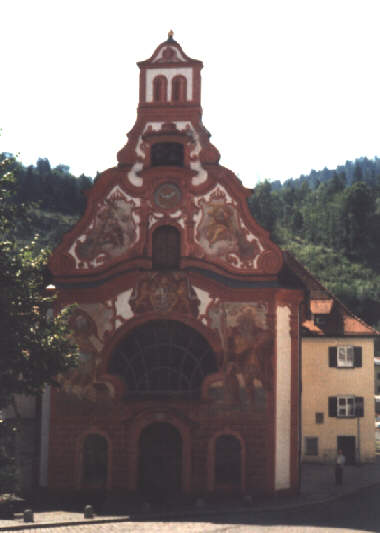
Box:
[2,153,379,329]
[249,157,380,328]
[0,153,92,249]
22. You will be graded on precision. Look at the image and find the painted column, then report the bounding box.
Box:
[275,305,292,490]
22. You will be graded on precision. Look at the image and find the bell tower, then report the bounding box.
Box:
[117,32,219,186]
[137,30,202,109]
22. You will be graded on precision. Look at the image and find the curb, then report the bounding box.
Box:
[1,482,380,531]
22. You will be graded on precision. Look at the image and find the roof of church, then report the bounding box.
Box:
[137,32,203,67]
[283,251,378,337]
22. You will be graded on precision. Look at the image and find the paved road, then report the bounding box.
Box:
[6,483,380,532]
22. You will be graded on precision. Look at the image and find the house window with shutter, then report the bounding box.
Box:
[328,396,364,418]
[328,346,362,368]
[152,225,180,270]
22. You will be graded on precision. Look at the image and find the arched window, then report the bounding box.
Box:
[215,435,241,488]
[153,75,168,102]
[109,320,217,397]
[172,75,187,102]
[152,225,180,270]
[82,434,108,489]
[151,142,184,167]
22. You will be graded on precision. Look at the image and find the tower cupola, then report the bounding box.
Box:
[137,31,203,108]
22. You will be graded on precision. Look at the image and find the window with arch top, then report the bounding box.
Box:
[172,75,187,102]
[153,75,168,103]
[152,225,180,270]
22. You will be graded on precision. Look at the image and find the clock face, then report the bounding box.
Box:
[154,183,182,210]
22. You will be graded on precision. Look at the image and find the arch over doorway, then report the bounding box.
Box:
[138,422,182,499]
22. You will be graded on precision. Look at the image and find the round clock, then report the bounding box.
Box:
[154,182,182,210]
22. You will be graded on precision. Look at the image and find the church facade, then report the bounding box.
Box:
[46,35,305,498]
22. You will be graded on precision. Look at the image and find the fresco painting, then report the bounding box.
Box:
[57,307,116,405]
[57,309,102,401]
[195,187,261,268]
[207,301,272,410]
[73,187,139,269]
[130,272,200,317]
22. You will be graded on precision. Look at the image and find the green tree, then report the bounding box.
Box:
[248,181,277,234]
[0,154,79,491]
[342,182,375,257]
[0,154,79,409]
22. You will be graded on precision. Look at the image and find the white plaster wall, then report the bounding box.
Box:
[275,305,292,490]
[145,67,193,102]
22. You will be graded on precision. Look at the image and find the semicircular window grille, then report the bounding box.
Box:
[109,320,217,396]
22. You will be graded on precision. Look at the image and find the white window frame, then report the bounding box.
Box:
[337,395,355,417]
[337,346,354,368]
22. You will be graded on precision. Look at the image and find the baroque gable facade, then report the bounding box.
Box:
[44,35,330,499]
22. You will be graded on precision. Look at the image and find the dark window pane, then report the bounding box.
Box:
[151,143,184,167]
[152,225,180,270]
[305,437,318,456]
[315,412,324,424]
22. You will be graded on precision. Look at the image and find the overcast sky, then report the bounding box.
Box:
[1,0,379,188]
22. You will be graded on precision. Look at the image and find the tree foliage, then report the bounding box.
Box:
[0,154,79,411]
[249,157,380,328]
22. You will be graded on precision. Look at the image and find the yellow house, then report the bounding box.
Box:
[284,253,377,465]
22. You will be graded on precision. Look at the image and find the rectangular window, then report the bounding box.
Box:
[315,412,324,424]
[337,346,354,367]
[329,396,364,417]
[337,396,355,417]
[305,437,318,456]
[329,346,362,368]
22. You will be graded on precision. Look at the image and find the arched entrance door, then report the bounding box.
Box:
[139,422,182,499]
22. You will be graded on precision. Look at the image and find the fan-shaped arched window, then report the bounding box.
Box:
[152,225,180,270]
[172,75,187,102]
[108,320,217,397]
[153,75,168,102]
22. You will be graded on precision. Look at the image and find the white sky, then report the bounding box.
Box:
[1,0,380,188]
